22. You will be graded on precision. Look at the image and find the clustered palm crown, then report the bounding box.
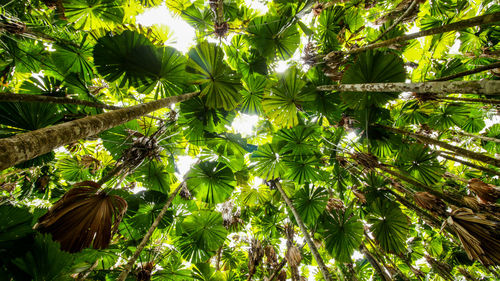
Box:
[0,0,499,280]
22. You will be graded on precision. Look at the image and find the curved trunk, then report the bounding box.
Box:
[274,181,333,281]
[116,181,186,281]
[437,152,500,176]
[316,80,500,95]
[0,92,120,110]
[0,91,199,170]
[438,96,500,105]
[360,243,391,281]
[382,125,500,168]
[431,62,500,82]
[324,12,500,57]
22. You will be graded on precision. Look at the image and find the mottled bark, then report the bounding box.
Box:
[117,181,186,281]
[437,152,500,176]
[0,91,199,170]
[431,62,500,82]
[382,125,500,168]
[360,243,391,281]
[316,80,500,95]
[274,181,333,281]
[0,92,120,110]
[324,12,500,57]
[439,96,500,105]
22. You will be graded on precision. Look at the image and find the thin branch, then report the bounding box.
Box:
[431,62,500,81]
[369,0,419,44]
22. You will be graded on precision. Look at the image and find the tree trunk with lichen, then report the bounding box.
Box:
[381,125,500,168]
[324,12,500,57]
[316,80,500,95]
[274,181,333,281]
[0,91,199,170]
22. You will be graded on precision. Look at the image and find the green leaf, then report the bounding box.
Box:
[0,205,34,245]
[395,144,444,186]
[94,31,187,97]
[246,15,300,60]
[340,50,406,110]
[250,143,286,180]
[367,199,409,254]
[186,161,236,204]
[262,67,314,128]
[177,210,228,263]
[292,185,328,227]
[239,73,267,115]
[63,0,124,30]
[186,42,242,110]
[13,233,73,281]
[137,161,175,194]
[323,208,364,263]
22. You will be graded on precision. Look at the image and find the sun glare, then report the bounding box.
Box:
[136,4,195,53]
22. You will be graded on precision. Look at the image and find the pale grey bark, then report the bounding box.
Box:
[316,80,500,95]
[437,152,500,176]
[324,12,500,58]
[116,181,186,281]
[0,91,199,170]
[274,181,333,281]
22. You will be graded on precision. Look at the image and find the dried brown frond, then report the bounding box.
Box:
[457,267,476,281]
[286,245,302,267]
[35,175,50,192]
[324,51,348,81]
[179,182,192,200]
[352,187,366,204]
[136,261,154,281]
[277,270,287,281]
[264,245,277,266]
[412,92,438,102]
[351,152,379,170]
[414,192,447,217]
[425,255,453,281]
[326,197,345,212]
[445,208,500,266]
[221,200,243,230]
[0,182,15,192]
[312,3,324,16]
[468,178,500,204]
[302,42,318,66]
[36,181,127,253]
[462,196,481,211]
[79,155,101,174]
[214,21,229,38]
[248,238,264,277]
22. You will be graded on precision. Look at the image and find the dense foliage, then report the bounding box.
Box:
[0,0,499,280]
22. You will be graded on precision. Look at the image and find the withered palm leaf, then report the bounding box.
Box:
[445,208,500,266]
[36,181,127,253]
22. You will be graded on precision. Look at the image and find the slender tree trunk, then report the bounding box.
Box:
[268,258,288,281]
[324,12,500,58]
[437,151,500,176]
[439,96,500,105]
[274,181,333,281]
[382,125,500,168]
[443,129,500,144]
[384,188,442,228]
[360,243,391,281]
[431,62,500,82]
[369,0,419,44]
[316,80,500,95]
[0,92,120,110]
[378,165,464,206]
[0,91,199,170]
[117,181,186,281]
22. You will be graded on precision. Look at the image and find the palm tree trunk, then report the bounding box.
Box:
[378,165,464,206]
[117,181,186,281]
[324,12,500,57]
[442,129,500,144]
[274,181,333,281]
[0,92,120,110]
[369,0,419,44]
[0,91,199,170]
[431,62,500,82]
[437,152,500,176]
[316,80,500,95]
[382,125,500,168]
[360,243,391,281]
[438,96,500,105]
